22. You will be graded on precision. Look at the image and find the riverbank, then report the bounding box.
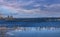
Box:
[0,18,60,22]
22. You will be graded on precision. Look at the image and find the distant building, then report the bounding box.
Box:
[5,15,14,20]
[0,13,4,19]
[7,15,13,19]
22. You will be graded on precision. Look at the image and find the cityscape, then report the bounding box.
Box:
[0,0,60,37]
[0,13,60,37]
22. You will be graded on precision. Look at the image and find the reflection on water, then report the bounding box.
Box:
[5,27,60,37]
[0,21,60,37]
[9,27,59,31]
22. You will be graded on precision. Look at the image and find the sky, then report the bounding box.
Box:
[0,0,60,18]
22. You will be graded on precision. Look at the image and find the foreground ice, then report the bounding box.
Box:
[6,27,60,37]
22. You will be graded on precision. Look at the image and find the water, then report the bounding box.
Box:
[0,21,60,27]
[6,27,60,37]
[0,20,60,37]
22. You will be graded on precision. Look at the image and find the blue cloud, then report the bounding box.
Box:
[0,0,60,18]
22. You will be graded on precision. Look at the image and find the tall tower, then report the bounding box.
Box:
[0,13,3,19]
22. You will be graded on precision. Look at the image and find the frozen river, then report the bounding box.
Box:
[6,27,60,37]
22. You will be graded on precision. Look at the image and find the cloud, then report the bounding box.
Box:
[40,4,60,12]
[0,0,60,18]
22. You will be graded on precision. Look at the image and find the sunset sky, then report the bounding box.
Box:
[0,0,60,18]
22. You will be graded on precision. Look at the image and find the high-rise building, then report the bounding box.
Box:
[5,15,14,20]
[0,13,3,19]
